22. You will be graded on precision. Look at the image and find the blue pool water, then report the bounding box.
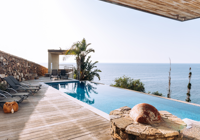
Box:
[46,81,200,121]
[41,63,200,104]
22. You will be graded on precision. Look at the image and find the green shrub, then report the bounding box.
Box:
[112,76,145,92]
[151,91,163,96]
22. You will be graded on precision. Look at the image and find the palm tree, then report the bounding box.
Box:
[79,39,95,79]
[65,42,81,80]
[65,38,94,80]
[81,56,101,81]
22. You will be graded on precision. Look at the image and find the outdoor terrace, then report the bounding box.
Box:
[0,77,111,140]
[0,77,200,140]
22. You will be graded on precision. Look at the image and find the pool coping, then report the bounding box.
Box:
[110,85,200,107]
[44,79,200,122]
[91,81,200,107]
[44,81,110,121]
[46,80,200,107]
[45,79,105,85]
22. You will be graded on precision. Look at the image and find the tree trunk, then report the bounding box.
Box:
[80,56,85,80]
[76,58,81,80]
[167,58,171,98]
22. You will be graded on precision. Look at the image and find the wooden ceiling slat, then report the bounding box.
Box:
[173,0,200,11]
[101,0,200,21]
[148,0,200,16]
[163,0,200,15]
[110,0,192,20]
[126,0,196,19]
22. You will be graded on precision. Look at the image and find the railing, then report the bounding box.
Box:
[59,64,75,79]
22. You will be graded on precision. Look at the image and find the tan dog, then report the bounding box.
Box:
[3,101,18,113]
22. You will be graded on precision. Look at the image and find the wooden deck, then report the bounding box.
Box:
[0,78,111,140]
[1,77,200,140]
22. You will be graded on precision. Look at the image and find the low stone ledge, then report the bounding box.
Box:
[109,106,186,140]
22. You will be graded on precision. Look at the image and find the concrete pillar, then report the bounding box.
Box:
[48,52,59,73]
[48,52,51,73]
[51,54,59,70]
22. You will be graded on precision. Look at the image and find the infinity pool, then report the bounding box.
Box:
[46,81,200,121]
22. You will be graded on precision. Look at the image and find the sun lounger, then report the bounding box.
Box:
[8,76,42,89]
[60,70,68,79]
[50,69,59,80]
[0,89,30,99]
[0,93,24,107]
[4,77,40,93]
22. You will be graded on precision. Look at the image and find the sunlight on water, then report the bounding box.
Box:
[93,63,200,104]
[47,81,200,121]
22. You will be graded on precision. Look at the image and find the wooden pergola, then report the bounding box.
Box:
[101,0,200,21]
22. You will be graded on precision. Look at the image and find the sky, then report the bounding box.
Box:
[0,0,200,64]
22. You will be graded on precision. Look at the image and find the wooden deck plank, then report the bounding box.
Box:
[0,78,111,140]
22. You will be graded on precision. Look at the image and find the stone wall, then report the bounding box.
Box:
[109,106,186,140]
[0,50,48,82]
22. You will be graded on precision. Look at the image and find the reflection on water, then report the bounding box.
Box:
[47,81,200,121]
[48,81,98,105]
[60,83,66,88]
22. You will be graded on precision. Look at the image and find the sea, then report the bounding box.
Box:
[40,63,200,105]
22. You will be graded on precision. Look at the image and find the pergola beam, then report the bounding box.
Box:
[100,0,200,21]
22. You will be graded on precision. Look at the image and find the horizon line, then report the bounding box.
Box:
[38,62,200,64]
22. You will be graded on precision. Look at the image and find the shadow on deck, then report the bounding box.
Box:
[0,77,111,140]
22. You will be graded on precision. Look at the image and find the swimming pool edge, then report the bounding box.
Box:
[44,80,200,122]
[110,85,200,107]
[44,83,110,121]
